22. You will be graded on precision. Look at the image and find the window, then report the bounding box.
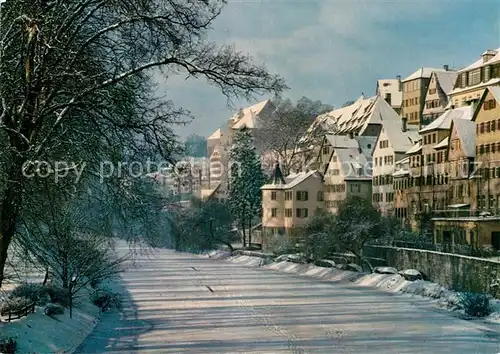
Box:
[284,191,292,200]
[461,72,467,88]
[271,208,278,217]
[468,69,481,86]
[296,191,308,201]
[432,133,436,144]
[296,208,308,218]
[332,156,338,162]
[317,191,324,201]
[285,209,292,218]
[484,99,497,110]
[271,191,277,200]
[429,88,436,95]
[485,65,491,81]
[322,146,330,155]
[480,123,485,134]
[487,121,491,133]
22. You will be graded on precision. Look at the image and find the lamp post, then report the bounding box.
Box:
[69,276,77,318]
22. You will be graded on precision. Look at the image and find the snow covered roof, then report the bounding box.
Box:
[433,137,449,150]
[305,95,404,140]
[392,157,411,177]
[208,128,221,140]
[384,124,420,153]
[406,142,422,155]
[452,118,476,157]
[434,71,458,95]
[402,67,450,82]
[261,170,321,190]
[231,100,272,130]
[336,148,372,178]
[488,85,500,103]
[324,134,359,149]
[450,78,500,96]
[457,48,500,73]
[376,79,402,108]
[419,106,474,133]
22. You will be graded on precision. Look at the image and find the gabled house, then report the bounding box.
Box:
[450,48,500,108]
[472,86,500,212]
[322,135,376,214]
[261,162,324,246]
[401,66,452,127]
[422,70,459,125]
[372,118,419,216]
[202,99,275,198]
[432,86,500,250]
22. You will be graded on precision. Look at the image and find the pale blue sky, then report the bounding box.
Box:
[159,0,500,139]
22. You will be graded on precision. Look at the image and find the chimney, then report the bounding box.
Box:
[348,132,354,139]
[443,64,449,71]
[397,75,402,91]
[402,117,408,132]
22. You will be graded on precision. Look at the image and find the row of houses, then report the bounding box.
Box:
[192,47,500,250]
[258,47,500,250]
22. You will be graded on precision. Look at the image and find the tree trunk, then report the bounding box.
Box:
[248,219,252,246]
[0,163,24,288]
[241,220,246,248]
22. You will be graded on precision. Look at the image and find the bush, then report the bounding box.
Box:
[0,336,17,354]
[459,292,491,317]
[91,289,122,312]
[46,284,70,307]
[0,297,33,316]
[266,233,297,255]
[44,304,65,316]
[11,283,49,306]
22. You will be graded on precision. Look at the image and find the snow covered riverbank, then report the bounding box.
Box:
[207,250,500,325]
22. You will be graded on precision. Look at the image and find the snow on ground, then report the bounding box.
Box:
[223,253,500,325]
[0,293,99,354]
[0,249,101,353]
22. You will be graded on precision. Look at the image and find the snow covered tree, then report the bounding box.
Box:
[254,97,333,175]
[228,128,264,247]
[0,0,286,285]
[334,196,382,262]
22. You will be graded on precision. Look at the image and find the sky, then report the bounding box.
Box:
[158,0,500,140]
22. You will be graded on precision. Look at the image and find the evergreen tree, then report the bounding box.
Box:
[228,128,264,247]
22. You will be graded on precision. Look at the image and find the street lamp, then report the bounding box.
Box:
[69,276,77,318]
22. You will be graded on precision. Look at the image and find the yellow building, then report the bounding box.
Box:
[449,48,500,108]
[422,71,458,125]
[402,66,451,126]
[261,162,324,244]
[431,86,500,250]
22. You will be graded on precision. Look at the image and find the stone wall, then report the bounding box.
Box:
[364,245,500,297]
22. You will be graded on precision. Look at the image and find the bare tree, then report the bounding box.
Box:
[255,97,332,175]
[0,0,287,285]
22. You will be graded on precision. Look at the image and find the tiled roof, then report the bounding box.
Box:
[304,95,403,140]
[208,128,221,140]
[419,106,474,133]
[488,85,500,104]
[261,170,321,190]
[385,124,420,153]
[402,67,450,82]
[433,137,449,150]
[457,48,500,73]
[434,71,459,95]
[231,100,272,129]
[406,142,422,155]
